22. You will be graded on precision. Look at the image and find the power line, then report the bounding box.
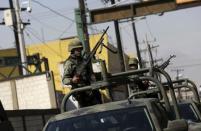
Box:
[171,69,184,80]
[25,27,63,58]
[32,0,104,36]
[56,21,75,39]
[26,27,42,37]
[31,7,74,17]
[21,0,106,56]
[32,0,75,22]
[170,63,201,69]
[27,13,66,32]
[24,30,35,43]
[120,25,134,46]
[25,13,76,43]
[145,18,155,40]
[25,10,75,20]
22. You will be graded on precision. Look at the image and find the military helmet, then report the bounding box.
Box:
[128,57,139,66]
[68,38,83,52]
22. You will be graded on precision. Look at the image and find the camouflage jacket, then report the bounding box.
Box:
[62,55,90,88]
[129,74,149,92]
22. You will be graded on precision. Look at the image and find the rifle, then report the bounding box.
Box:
[158,55,176,70]
[75,26,109,76]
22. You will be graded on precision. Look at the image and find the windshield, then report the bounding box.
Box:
[46,107,154,131]
[179,103,200,122]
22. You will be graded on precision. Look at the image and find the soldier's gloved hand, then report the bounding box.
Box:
[72,75,80,83]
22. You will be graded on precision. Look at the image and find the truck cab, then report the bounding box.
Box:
[43,67,201,131]
[43,98,187,131]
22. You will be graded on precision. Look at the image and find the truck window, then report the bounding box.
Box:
[45,107,154,131]
[179,103,200,122]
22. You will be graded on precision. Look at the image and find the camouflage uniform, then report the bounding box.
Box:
[128,57,157,98]
[128,57,149,93]
[62,38,102,107]
[128,57,140,92]
[128,57,139,70]
[62,56,90,88]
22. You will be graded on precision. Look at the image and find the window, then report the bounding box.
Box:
[179,103,200,122]
[46,107,154,131]
[4,56,19,66]
[0,58,4,65]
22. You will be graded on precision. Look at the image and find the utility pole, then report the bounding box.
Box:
[131,18,143,68]
[8,0,23,75]
[13,0,28,75]
[171,69,184,100]
[171,69,184,80]
[111,0,126,72]
[145,35,158,68]
[78,0,90,53]
[110,0,128,98]
[147,43,154,68]
[141,35,161,68]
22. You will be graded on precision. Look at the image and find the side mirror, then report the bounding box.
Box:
[163,119,188,131]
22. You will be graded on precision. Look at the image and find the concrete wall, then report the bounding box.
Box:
[0,81,14,109]
[0,72,56,110]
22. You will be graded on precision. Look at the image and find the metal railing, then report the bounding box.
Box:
[60,66,181,119]
[0,57,49,80]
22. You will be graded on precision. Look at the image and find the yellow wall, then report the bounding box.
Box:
[0,48,17,56]
[26,38,69,92]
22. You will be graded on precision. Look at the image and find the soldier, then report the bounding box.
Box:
[128,57,139,70]
[62,38,102,107]
[128,57,149,93]
[128,57,158,98]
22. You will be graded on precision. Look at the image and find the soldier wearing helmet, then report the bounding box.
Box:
[63,38,85,86]
[128,57,149,95]
[68,38,83,53]
[62,38,102,107]
[128,57,139,70]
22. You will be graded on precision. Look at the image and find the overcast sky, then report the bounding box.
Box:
[0,0,201,88]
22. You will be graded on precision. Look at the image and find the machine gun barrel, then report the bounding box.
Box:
[76,26,109,76]
[159,55,176,70]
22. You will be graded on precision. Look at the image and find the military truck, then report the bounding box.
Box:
[43,62,201,131]
[42,67,196,131]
